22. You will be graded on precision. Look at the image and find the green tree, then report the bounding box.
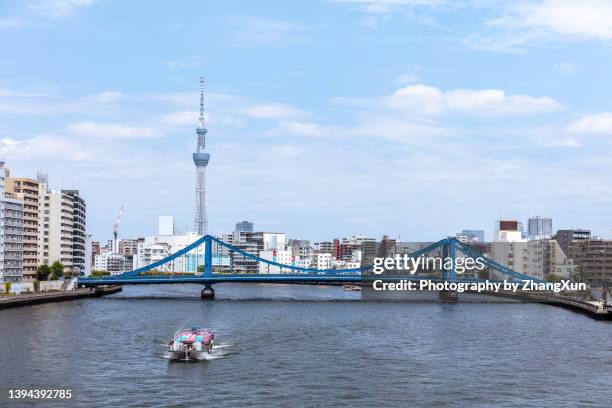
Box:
[197,265,204,273]
[572,265,584,282]
[50,261,65,280]
[37,264,51,281]
[545,273,563,283]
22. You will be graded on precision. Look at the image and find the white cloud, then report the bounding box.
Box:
[31,0,97,18]
[331,0,445,14]
[68,121,157,139]
[558,61,576,72]
[538,137,583,148]
[90,91,123,103]
[0,18,23,29]
[395,72,421,84]
[337,84,564,117]
[471,0,612,50]
[567,113,612,135]
[246,103,306,119]
[164,55,206,70]
[269,121,327,137]
[0,135,91,161]
[230,16,300,46]
[269,145,307,158]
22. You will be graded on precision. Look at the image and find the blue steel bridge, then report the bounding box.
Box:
[78,236,543,298]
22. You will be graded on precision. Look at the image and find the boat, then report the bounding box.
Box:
[167,327,214,360]
[343,284,361,291]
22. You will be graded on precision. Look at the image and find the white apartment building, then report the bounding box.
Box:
[312,253,332,270]
[258,249,293,274]
[135,241,172,272]
[94,252,126,275]
[38,181,87,275]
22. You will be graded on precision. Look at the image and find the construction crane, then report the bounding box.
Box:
[113,205,124,253]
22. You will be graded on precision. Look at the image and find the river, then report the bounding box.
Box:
[1,283,611,407]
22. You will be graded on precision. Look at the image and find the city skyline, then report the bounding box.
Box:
[2,1,612,241]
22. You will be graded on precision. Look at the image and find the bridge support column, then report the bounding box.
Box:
[201,284,215,300]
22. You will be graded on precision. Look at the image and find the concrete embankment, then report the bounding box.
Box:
[475,290,610,319]
[0,286,122,310]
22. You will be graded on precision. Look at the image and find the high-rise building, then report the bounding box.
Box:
[63,190,86,275]
[235,221,254,233]
[528,216,553,240]
[38,179,87,275]
[158,216,175,236]
[5,176,39,281]
[0,162,25,283]
[193,77,210,235]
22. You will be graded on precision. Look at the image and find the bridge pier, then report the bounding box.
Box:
[201,284,215,300]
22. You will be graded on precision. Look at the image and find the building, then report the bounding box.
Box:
[0,160,25,284]
[235,221,254,233]
[312,253,332,270]
[554,229,591,256]
[158,216,175,236]
[494,220,524,242]
[568,239,612,286]
[526,239,574,280]
[64,190,86,275]
[528,216,553,240]
[84,235,92,276]
[227,231,286,273]
[457,230,485,243]
[94,252,126,274]
[193,78,210,235]
[287,239,311,257]
[314,241,333,254]
[258,249,293,274]
[5,176,39,281]
[38,181,87,275]
[377,235,396,258]
[491,241,528,279]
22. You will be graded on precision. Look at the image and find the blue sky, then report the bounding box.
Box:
[2,0,612,242]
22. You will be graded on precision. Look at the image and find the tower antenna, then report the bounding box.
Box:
[199,77,206,129]
[193,77,210,235]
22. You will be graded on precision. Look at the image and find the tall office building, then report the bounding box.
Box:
[235,221,254,233]
[6,176,40,281]
[193,77,210,235]
[528,216,552,239]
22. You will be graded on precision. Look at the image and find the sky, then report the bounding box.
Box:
[2,0,612,242]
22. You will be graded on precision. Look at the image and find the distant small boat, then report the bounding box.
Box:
[167,327,214,360]
[343,284,361,291]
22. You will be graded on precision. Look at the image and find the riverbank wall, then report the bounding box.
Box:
[0,286,122,310]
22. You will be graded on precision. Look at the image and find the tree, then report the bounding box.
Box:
[197,265,205,273]
[50,261,65,280]
[37,264,51,281]
[545,273,563,283]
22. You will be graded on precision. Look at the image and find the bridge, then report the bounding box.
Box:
[78,236,544,299]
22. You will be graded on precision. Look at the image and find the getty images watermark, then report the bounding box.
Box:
[370,255,587,293]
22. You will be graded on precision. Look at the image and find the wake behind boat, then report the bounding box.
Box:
[167,327,214,361]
